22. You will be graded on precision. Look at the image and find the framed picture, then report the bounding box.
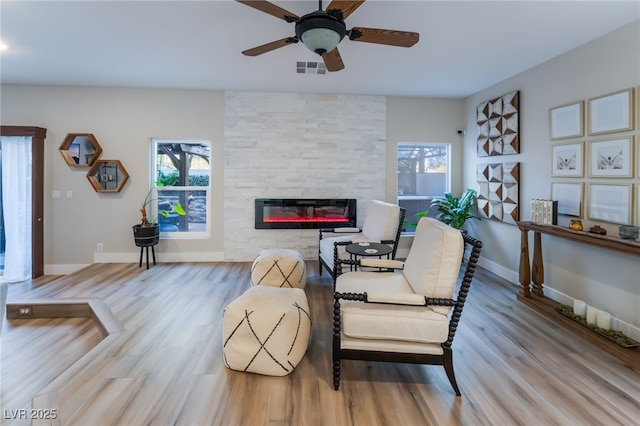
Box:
[589,137,634,177]
[551,182,583,217]
[550,101,583,140]
[551,142,583,177]
[588,88,634,135]
[588,183,632,225]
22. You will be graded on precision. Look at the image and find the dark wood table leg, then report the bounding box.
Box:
[151,245,156,266]
[518,227,532,297]
[139,247,144,267]
[145,247,150,269]
[532,231,544,296]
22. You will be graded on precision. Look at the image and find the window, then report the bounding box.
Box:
[397,142,450,233]
[151,139,211,238]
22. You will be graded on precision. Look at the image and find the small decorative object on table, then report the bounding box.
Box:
[618,225,639,240]
[569,219,583,231]
[588,225,606,235]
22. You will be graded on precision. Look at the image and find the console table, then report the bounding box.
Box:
[517,221,640,298]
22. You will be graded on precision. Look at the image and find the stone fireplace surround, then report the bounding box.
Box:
[224,91,386,261]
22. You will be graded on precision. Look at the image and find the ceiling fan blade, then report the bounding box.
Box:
[348,27,419,47]
[242,37,299,56]
[326,0,366,20]
[236,0,299,22]
[322,48,345,72]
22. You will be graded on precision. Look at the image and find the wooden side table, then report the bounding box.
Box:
[517,221,640,298]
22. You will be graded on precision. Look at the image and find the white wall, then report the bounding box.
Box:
[462,21,640,338]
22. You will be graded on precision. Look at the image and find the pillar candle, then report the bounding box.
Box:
[597,310,611,330]
[573,300,586,317]
[586,306,597,325]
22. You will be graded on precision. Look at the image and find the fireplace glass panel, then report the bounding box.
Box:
[255,199,357,229]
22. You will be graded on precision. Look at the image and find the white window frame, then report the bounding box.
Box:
[150,138,211,239]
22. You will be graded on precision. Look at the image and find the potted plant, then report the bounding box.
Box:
[430,188,478,229]
[133,182,186,247]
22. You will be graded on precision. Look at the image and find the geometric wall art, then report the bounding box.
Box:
[477,162,520,224]
[477,90,520,156]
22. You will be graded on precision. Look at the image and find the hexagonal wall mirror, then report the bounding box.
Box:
[59,133,103,167]
[87,159,129,193]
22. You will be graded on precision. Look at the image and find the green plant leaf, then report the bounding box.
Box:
[173,202,186,216]
[430,189,478,229]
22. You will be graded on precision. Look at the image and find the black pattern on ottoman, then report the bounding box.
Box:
[251,248,307,288]
[223,286,311,376]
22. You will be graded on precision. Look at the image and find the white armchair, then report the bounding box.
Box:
[318,200,406,282]
[332,217,482,395]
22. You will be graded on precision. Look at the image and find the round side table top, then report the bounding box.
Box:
[345,242,393,257]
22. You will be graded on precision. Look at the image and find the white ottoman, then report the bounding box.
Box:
[223,286,311,376]
[251,248,307,288]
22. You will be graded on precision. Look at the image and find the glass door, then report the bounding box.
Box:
[0,144,4,275]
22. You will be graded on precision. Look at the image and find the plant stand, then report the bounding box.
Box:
[132,224,160,269]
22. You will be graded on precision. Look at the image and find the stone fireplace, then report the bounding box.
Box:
[224,91,386,260]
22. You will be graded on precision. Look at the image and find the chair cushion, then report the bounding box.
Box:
[319,233,370,271]
[335,271,450,344]
[403,218,463,314]
[361,200,400,241]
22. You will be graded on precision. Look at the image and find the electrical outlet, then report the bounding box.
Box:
[96,243,104,252]
[17,306,32,316]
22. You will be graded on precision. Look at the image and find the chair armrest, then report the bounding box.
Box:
[359,258,404,269]
[332,227,361,233]
[334,291,425,306]
[320,227,361,234]
[366,292,426,306]
[335,291,456,308]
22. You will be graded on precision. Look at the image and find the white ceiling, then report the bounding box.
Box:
[1,1,639,98]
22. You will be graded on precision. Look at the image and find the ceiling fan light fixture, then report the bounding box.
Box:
[295,11,346,56]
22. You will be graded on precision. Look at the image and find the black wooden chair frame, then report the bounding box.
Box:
[332,231,482,396]
[318,207,406,282]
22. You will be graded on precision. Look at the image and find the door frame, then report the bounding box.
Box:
[0,126,47,278]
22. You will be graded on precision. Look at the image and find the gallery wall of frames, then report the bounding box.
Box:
[549,86,639,226]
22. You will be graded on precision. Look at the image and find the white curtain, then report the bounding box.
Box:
[1,136,32,283]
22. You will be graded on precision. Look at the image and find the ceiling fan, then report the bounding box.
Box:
[236,0,420,72]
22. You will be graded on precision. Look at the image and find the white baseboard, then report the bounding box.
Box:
[44,252,225,275]
[44,264,91,275]
[93,251,225,263]
[477,257,519,285]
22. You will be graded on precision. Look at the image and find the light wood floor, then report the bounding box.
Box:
[1,262,639,426]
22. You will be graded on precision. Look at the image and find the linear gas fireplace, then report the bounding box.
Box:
[255,198,357,229]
